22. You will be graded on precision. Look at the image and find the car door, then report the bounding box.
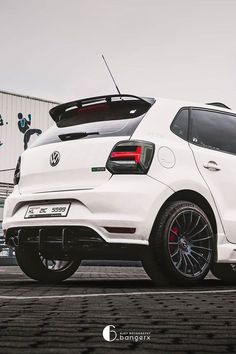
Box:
[189,108,236,244]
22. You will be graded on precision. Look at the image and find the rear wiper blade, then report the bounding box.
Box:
[59,132,99,141]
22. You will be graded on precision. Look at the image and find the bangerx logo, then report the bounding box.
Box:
[102,325,151,342]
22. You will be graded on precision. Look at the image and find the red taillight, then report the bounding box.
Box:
[106,140,154,174]
[111,146,142,164]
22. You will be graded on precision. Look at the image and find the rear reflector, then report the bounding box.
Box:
[104,227,136,234]
[106,140,154,174]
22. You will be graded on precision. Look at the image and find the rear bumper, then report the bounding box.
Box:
[3,175,173,245]
[5,225,150,261]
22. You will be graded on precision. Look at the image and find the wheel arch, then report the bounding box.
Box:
[150,189,217,240]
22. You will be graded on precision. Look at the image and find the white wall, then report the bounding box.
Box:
[0,91,58,183]
[0,205,3,220]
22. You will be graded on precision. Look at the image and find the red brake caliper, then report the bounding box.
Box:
[169,226,179,253]
[170,226,179,241]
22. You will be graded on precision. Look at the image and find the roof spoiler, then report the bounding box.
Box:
[206,102,231,110]
[49,94,156,123]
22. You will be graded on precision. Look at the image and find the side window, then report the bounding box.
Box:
[190,109,236,155]
[171,109,189,141]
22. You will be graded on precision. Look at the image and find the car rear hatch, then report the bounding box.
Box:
[18,94,155,194]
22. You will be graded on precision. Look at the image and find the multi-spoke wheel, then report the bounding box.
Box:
[15,247,80,282]
[143,201,214,286]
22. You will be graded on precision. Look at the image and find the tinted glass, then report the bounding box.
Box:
[190,109,236,155]
[31,99,152,148]
[171,109,189,140]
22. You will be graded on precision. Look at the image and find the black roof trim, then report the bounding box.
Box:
[49,94,155,123]
[206,102,231,110]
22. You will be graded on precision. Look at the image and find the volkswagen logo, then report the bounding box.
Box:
[50,151,60,167]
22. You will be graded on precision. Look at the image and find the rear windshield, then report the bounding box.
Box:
[31,98,153,148]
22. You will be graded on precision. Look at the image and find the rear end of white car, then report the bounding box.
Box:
[3,94,175,282]
[3,94,236,285]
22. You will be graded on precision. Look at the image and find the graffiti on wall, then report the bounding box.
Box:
[17,113,42,150]
[0,115,8,127]
[0,115,5,146]
[0,112,42,150]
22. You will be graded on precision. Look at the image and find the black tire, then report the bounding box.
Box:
[211,263,236,282]
[15,247,80,282]
[143,201,214,286]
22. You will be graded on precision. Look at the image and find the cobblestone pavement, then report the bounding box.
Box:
[0,266,235,353]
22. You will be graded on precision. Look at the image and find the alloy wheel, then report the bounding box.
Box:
[167,209,213,278]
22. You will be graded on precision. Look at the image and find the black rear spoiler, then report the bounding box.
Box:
[49,94,156,123]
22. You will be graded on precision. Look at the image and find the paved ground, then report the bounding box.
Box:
[0,266,235,353]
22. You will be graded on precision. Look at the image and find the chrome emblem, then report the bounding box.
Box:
[50,151,60,167]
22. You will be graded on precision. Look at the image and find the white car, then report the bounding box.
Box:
[3,94,236,285]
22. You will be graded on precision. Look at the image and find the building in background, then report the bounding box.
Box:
[0,90,58,261]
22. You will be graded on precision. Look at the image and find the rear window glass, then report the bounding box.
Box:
[31,99,153,148]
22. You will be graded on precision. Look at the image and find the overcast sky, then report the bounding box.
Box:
[0,0,236,108]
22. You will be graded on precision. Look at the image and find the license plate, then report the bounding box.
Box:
[25,203,70,219]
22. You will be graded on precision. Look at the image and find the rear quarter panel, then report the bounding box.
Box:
[132,99,225,236]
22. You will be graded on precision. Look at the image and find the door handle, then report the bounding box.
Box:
[203,161,221,171]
